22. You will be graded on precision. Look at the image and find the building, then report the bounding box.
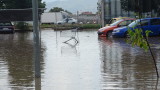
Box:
[98,0,160,27]
[97,0,135,27]
[81,12,93,15]
[77,12,98,24]
[71,11,98,24]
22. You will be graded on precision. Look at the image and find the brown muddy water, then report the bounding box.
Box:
[0,29,160,90]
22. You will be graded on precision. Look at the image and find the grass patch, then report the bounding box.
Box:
[40,24,101,30]
[80,24,101,29]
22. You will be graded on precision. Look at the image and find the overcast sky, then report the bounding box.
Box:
[42,0,66,3]
[42,0,56,2]
[42,0,97,13]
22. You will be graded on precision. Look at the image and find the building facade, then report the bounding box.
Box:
[71,11,99,24]
[98,0,135,26]
[78,12,98,24]
[98,0,160,27]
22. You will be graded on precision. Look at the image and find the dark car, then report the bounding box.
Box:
[112,18,160,37]
[0,21,15,34]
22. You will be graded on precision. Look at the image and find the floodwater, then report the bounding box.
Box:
[0,29,160,90]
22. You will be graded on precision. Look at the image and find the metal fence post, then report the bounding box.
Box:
[32,0,41,78]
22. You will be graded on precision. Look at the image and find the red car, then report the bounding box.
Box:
[98,18,135,37]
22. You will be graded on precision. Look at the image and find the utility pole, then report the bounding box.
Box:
[127,0,130,17]
[77,11,79,23]
[32,0,41,78]
[101,0,105,27]
[115,0,117,17]
[109,0,111,20]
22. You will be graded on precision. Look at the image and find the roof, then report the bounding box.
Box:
[0,8,45,21]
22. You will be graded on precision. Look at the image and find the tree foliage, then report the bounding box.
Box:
[126,26,152,51]
[64,10,72,15]
[0,0,46,9]
[120,0,160,13]
[49,7,64,12]
[49,7,72,14]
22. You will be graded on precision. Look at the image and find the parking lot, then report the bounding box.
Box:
[0,29,160,90]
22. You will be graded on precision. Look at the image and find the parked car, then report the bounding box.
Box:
[98,18,135,37]
[112,18,160,37]
[106,17,132,26]
[0,21,15,34]
[57,18,77,24]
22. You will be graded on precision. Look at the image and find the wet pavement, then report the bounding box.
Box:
[0,29,160,90]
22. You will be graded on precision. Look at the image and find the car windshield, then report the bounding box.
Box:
[110,20,123,26]
[108,19,117,24]
[128,20,140,27]
[0,22,12,26]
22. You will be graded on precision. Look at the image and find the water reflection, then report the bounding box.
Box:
[0,30,160,89]
[2,33,34,89]
[0,33,45,89]
[61,39,79,57]
[35,77,41,90]
[98,37,160,90]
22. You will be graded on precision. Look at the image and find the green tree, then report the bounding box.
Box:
[64,10,72,15]
[120,0,160,13]
[0,0,46,9]
[39,1,46,8]
[49,7,64,12]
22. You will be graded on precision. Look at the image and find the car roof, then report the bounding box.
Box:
[140,17,160,20]
[112,17,131,19]
[115,18,135,23]
[122,18,136,20]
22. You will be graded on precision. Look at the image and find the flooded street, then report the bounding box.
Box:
[0,29,160,90]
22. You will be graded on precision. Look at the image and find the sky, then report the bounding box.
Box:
[42,0,66,3]
[42,0,98,13]
[42,0,55,3]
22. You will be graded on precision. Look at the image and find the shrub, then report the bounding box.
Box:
[15,22,30,30]
[80,24,101,29]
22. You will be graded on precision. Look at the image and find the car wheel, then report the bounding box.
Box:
[106,31,112,37]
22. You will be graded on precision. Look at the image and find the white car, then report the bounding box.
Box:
[57,18,77,24]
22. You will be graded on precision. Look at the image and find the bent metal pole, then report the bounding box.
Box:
[32,0,41,78]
